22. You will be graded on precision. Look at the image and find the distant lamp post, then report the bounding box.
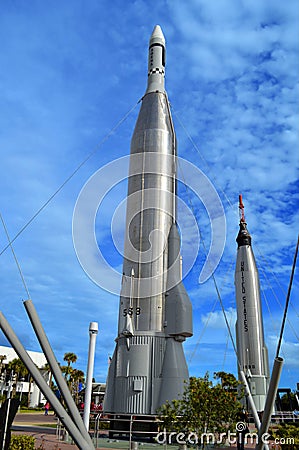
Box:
[83,322,98,431]
[0,370,6,396]
[18,377,25,410]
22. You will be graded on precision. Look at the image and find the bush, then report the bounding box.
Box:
[271,423,299,449]
[9,435,35,450]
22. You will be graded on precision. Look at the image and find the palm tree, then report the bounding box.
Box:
[41,363,53,387]
[0,356,6,407]
[8,358,28,379]
[0,355,7,405]
[27,373,34,408]
[70,369,85,404]
[63,352,77,368]
[0,355,6,371]
[63,352,77,382]
[7,358,29,399]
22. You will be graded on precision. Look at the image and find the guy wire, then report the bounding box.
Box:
[0,212,31,299]
[0,101,140,258]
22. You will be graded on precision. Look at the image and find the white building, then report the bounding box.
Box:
[0,345,49,407]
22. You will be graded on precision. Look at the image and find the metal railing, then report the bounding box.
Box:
[271,411,299,423]
[55,412,160,447]
[90,414,160,448]
[55,410,299,447]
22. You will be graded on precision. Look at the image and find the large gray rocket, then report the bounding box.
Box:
[235,195,270,412]
[104,25,193,415]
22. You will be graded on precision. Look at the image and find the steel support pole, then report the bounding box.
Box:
[0,311,94,450]
[255,357,283,450]
[23,299,94,448]
[2,371,13,450]
[83,322,98,431]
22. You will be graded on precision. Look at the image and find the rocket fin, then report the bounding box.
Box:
[165,282,193,338]
[158,338,189,407]
[103,348,116,412]
[165,222,193,338]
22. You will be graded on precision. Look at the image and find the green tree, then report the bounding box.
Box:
[63,352,78,382]
[278,392,297,411]
[63,352,78,367]
[0,355,6,371]
[70,369,85,404]
[60,353,83,406]
[214,371,240,391]
[7,358,28,379]
[41,363,53,388]
[7,358,29,399]
[158,373,242,448]
[0,355,7,406]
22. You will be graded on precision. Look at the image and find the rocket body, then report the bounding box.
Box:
[235,210,269,412]
[104,26,192,415]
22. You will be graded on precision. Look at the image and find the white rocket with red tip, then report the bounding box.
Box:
[235,195,270,412]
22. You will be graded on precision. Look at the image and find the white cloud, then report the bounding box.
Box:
[200,307,236,330]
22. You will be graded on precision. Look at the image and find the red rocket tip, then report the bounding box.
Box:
[239,194,245,223]
[239,194,243,207]
[236,194,251,246]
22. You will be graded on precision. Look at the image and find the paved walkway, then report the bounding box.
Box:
[12,413,260,450]
[12,412,80,449]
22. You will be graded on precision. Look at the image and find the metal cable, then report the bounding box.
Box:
[188,297,218,364]
[0,213,31,299]
[256,245,299,320]
[173,104,298,368]
[0,101,140,258]
[222,310,234,371]
[171,105,237,215]
[177,159,241,367]
[259,262,299,342]
[276,235,299,358]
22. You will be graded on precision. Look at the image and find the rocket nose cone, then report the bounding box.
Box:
[150,25,165,44]
[146,25,166,94]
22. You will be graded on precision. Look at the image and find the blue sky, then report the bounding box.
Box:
[1,0,298,392]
